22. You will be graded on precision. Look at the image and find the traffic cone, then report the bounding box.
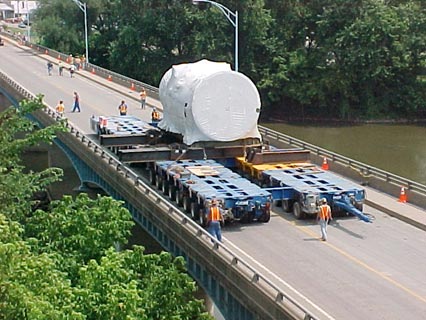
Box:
[107,75,112,81]
[130,82,135,91]
[91,68,95,74]
[58,54,61,61]
[45,49,48,54]
[398,187,407,203]
[321,157,329,170]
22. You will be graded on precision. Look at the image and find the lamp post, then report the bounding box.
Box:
[192,0,238,72]
[71,0,89,64]
[26,0,30,42]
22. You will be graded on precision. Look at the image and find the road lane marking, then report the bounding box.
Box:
[294,223,426,304]
[224,239,336,320]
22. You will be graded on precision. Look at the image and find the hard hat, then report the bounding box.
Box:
[321,198,327,204]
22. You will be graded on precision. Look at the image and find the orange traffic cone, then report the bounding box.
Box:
[58,54,61,61]
[398,187,407,203]
[45,49,48,54]
[107,75,112,81]
[321,157,329,170]
[130,82,135,91]
[91,68,95,74]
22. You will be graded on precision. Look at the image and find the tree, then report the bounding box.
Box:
[26,193,134,279]
[0,96,65,223]
[0,97,212,319]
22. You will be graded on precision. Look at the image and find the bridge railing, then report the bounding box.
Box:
[0,68,321,320]
[258,126,426,196]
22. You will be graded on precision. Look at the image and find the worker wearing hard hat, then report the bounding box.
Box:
[207,199,224,242]
[317,198,332,241]
[118,100,128,116]
[151,108,161,122]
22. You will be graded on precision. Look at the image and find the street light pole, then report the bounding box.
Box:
[192,0,238,72]
[71,0,89,64]
[26,0,30,42]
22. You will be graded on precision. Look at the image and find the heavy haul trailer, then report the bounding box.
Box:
[236,150,371,222]
[89,115,162,148]
[151,159,272,226]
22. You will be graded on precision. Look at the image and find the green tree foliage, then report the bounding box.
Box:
[0,99,212,319]
[33,0,426,120]
[0,96,64,223]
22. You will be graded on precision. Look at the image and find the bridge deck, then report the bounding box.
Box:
[1,38,426,320]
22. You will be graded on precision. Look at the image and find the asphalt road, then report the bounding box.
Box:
[1,42,426,320]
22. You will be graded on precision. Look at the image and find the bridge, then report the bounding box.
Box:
[1,34,426,320]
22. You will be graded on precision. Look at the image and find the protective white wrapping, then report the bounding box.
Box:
[158,60,261,145]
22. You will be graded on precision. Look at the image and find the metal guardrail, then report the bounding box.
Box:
[0,69,320,320]
[258,126,426,195]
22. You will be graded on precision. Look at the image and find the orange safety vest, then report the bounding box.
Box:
[119,104,127,112]
[152,110,160,120]
[56,104,64,113]
[318,204,331,220]
[140,91,147,99]
[208,206,222,222]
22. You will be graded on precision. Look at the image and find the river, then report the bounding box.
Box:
[262,122,426,185]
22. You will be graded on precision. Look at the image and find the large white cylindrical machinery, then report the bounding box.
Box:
[158,60,261,145]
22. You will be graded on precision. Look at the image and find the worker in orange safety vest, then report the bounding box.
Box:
[207,199,224,242]
[118,100,128,116]
[317,198,332,241]
[151,108,161,122]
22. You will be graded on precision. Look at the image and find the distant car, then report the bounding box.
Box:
[23,20,32,26]
[18,23,27,28]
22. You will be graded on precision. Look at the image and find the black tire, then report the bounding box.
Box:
[161,179,169,194]
[248,211,255,223]
[293,202,305,219]
[155,175,163,190]
[190,202,200,220]
[183,195,191,213]
[168,184,176,201]
[176,189,183,207]
[240,213,249,224]
[199,211,208,227]
[149,168,156,185]
[282,200,294,213]
[259,208,271,223]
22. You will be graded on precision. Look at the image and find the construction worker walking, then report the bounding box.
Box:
[317,198,332,241]
[118,100,128,116]
[140,88,147,109]
[207,199,224,242]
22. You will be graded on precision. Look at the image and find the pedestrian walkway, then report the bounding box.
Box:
[365,186,426,231]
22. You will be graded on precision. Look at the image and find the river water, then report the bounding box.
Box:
[262,122,426,185]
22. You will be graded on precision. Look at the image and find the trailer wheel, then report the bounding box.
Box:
[155,175,163,190]
[259,209,270,223]
[149,168,156,185]
[190,202,200,220]
[199,212,208,227]
[355,203,363,212]
[240,213,249,224]
[176,189,183,207]
[168,185,176,201]
[183,195,191,213]
[293,202,305,219]
[248,211,255,223]
[282,200,294,213]
[161,179,169,194]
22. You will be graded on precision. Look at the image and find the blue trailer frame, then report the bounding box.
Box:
[262,166,370,222]
[153,159,272,226]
